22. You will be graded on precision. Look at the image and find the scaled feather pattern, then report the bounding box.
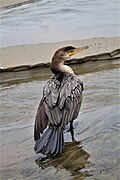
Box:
[34,72,83,142]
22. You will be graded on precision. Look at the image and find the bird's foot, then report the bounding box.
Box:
[72,138,80,145]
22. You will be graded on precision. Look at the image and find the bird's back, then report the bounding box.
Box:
[43,73,83,126]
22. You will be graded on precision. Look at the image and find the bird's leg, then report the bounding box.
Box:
[70,121,76,142]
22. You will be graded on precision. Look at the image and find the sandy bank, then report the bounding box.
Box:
[0,0,30,8]
[1,37,120,71]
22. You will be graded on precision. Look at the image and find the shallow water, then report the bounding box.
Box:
[0,64,119,179]
[0,0,119,47]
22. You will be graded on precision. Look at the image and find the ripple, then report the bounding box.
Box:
[0,0,119,47]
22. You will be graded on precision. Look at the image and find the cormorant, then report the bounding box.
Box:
[34,45,88,157]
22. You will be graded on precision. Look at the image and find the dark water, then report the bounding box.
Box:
[0,0,119,47]
[0,64,119,179]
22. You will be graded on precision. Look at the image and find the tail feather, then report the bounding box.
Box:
[49,128,64,156]
[52,129,61,156]
[45,128,56,154]
[59,130,64,154]
[34,126,64,156]
[50,129,59,155]
[34,127,53,153]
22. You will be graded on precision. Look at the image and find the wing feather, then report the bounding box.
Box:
[34,100,49,141]
[35,73,83,139]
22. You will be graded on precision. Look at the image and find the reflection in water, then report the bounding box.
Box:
[36,141,90,179]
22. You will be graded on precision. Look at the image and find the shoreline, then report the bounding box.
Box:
[0,0,31,8]
[1,37,120,72]
[0,48,120,73]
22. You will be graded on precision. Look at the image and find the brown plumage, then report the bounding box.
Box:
[34,45,88,156]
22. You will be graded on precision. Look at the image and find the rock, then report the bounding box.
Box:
[96,53,112,60]
[13,65,31,72]
[6,67,14,72]
[31,62,50,68]
[65,58,83,65]
[110,49,120,58]
[84,55,97,62]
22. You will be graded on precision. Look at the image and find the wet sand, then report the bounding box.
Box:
[1,37,120,69]
[0,0,30,8]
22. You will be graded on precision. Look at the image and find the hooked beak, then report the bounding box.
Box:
[68,45,89,57]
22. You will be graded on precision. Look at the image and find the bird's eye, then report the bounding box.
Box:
[69,50,74,53]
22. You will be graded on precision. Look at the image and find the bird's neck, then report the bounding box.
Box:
[50,61,74,75]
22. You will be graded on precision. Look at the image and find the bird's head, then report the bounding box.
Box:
[52,45,89,62]
[51,45,89,74]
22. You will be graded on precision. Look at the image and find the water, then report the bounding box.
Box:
[0,0,119,47]
[0,66,119,179]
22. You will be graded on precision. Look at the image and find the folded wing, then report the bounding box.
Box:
[34,73,83,141]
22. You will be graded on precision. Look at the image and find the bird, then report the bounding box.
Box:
[34,45,89,157]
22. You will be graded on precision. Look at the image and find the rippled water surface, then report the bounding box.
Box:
[0,65,119,179]
[0,0,119,47]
